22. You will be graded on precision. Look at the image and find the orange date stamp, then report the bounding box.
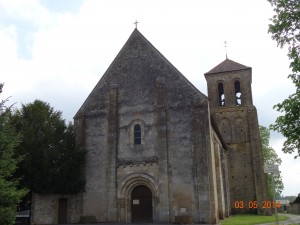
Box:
[234,200,281,209]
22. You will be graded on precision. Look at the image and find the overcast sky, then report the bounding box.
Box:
[0,0,299,197]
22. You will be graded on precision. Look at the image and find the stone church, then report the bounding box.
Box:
[31,29,268,224]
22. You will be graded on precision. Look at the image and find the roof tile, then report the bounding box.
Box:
[205,58,250,74]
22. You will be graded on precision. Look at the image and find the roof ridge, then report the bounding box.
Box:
[133,30,207,100]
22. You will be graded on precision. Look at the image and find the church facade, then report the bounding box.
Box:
[31,29,267,224]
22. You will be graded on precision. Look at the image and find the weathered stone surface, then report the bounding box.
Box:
[31,31,266,224]
[205,59,269,214]
[31,193,82,224]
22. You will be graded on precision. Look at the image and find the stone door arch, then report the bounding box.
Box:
[117,173,158,223]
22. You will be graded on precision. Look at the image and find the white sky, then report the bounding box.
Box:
[0,0,299,197]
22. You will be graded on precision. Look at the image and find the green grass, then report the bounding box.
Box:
[221,214,289,225]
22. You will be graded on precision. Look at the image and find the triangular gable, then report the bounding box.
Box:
[74,29,207,119]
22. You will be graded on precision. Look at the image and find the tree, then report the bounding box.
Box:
[0,83,27,225]
[268,0,300,157]
[260,125,284,199]
[13,100,85,194]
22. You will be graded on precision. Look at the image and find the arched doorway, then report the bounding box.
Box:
[131,185,153,223]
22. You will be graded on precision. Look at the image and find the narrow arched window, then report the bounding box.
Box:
[218,82,225,106]
[134,124,141,145]
[234,80,242,106]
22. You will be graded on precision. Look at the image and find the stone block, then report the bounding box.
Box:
[80,215,97,223]
[175,215,193,224]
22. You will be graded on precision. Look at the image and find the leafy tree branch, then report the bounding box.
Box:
[268,0,300,157]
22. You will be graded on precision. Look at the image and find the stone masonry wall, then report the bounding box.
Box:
[72,29,228,223]
[205,68,268,214]
[31,193,82,224]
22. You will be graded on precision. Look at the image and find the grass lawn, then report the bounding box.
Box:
[221,214,289,225]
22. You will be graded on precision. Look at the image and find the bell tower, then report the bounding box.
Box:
[204,59,268,214]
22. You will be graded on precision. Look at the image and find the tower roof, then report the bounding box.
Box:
[205,58,251,75]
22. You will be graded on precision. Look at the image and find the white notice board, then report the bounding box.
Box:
[264,164,279,173]
[133,199,139,205]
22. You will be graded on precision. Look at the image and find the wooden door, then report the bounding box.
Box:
[58,198,67,224]
[131,185,153,223]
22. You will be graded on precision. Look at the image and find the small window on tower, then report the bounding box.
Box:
[234,80,242,106]
[134,124,141,145]
[218,82,225,106]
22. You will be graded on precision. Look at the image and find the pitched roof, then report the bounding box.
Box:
[74,29,207,119]
[205,58,250,75]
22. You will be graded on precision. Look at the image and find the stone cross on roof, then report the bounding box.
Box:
[133,20,139,29]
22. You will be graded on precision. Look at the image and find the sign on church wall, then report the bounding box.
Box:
[264,164,279,174]
[133,199,140,205]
